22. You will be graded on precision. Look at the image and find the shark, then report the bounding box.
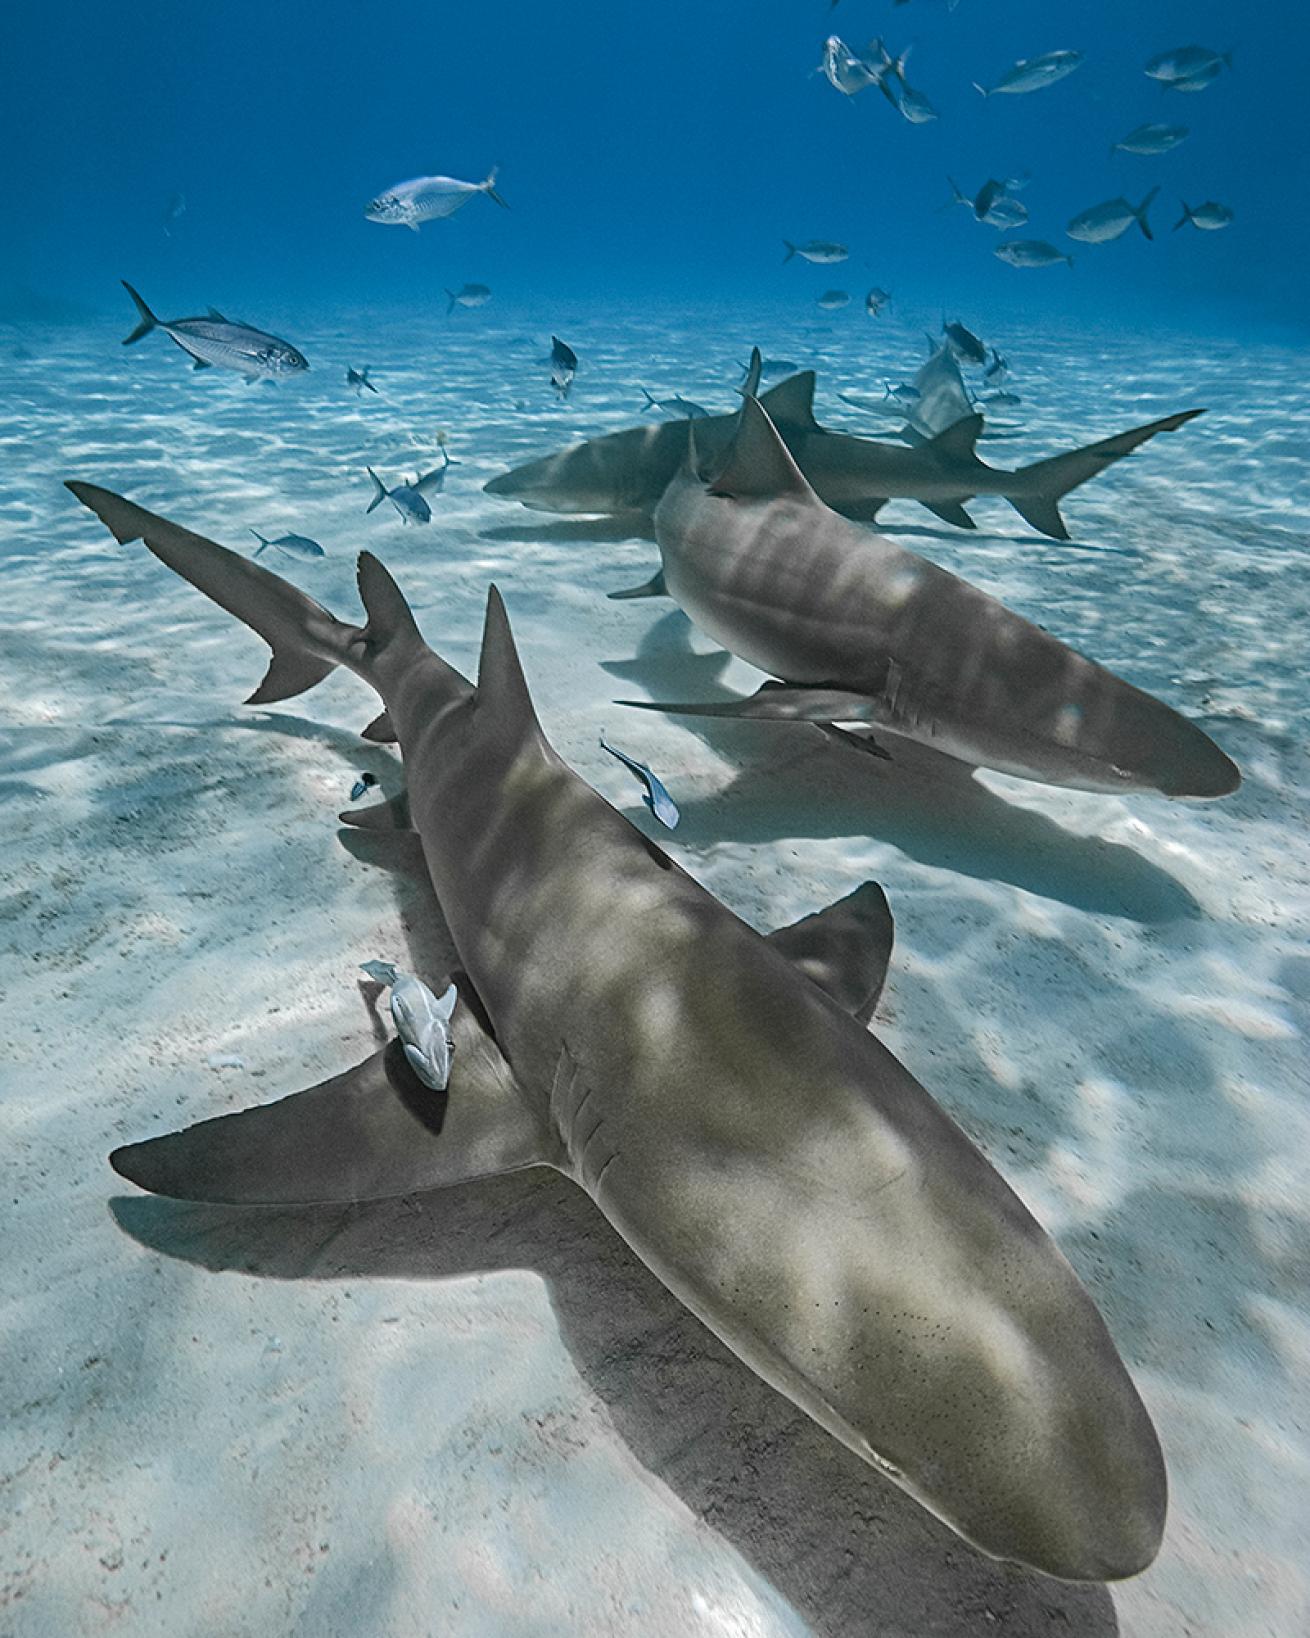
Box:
[484,350,1205,540]
[67,478,1166,1583]
[618,397,1239,799]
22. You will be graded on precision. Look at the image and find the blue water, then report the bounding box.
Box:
[4,5,1310,1638]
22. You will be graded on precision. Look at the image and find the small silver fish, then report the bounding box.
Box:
[818,36,880,96]
[600,737,680,829]
[120,283,308,380]
[974,50,1083,97]
[446,283,492,315]
[739,357,801,381]
[942,320,985,365]
[883,381,921,405]
[995,239,1073,269]
[346,365,378,395]
[865,287,892,316]
[893,80,938,123]
[249,529,325,561]
[984,196,1030,229]
[1173,200,1233,232]
[1144,46,1230,86]
[550,335,578,399]
[816,290,851,310]
[365,450,457,524]
[360,961,457,1091]
[983,349,1009,381]
[1067,188,1159,244]
[1112,122,1189,156]
[640,388,710,419]
[783,240,849,264]
[365,169,507,231]
[980,389,1021,407]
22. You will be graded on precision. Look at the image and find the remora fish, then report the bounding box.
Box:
[1174,200,1234,232]
[974,50,1083,97]
[119,283,308,380]
[599,736,680,828]
[446,283,492,314]
[66,477,1171,1580]
[995,240,1073,268]
[485,350,1207,541]
[624,397,1238,798]
[365,168,508,230]
[1067,188,1159,244]
[1112,123,1189,156]
[365,452,455,524]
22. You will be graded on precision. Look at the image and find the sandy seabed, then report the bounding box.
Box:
[1,301,1307,1637]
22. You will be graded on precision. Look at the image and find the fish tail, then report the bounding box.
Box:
[120,280,158,345]
[1173,202,1193,231]
[782,240,796,262]
[971,82,989,98]
[445,289,457,316]
[1134,186,1160,240]
[481,167,509,208]
[640,387,657,410]
[249,529,270,557]
[365,466,387,514]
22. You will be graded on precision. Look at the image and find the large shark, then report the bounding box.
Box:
[67,479,1166,1583]
[619,397,1239,799]
[484,351,1204,540]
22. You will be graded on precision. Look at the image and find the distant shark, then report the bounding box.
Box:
[484,349,1203,540]
[618,397,1239,799]
[68,478,1166,1582]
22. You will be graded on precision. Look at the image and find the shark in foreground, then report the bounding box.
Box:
[484,352,1205,541]
[620,398,1239,800]
[68,478,1166,1583]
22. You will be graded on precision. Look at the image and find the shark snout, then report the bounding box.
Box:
[1152,721,1241,799]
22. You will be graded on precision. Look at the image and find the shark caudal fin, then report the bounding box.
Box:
[65,483,356,704]
[109,982,558,1206]
[475,586,544,749]
[120,280,159,345]
[1005,409,1205,541]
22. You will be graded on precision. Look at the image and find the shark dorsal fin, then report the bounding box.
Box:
[740,346,763,399]
[476,586,542,741]
[927,414,984,458]
[710,397,818,503]
[759,370,821,433]
[356,552,421,644]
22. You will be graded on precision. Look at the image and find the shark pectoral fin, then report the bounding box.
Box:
[339,789,412,831]
[619,682,882,723]
[361,709,398,743]
[767,882,895,1024]
[606,568,668,601]
[920,498,976,529]
[109,989,557,1206]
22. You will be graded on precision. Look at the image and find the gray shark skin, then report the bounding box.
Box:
[66,478,1165,1583]
[483,357,1206,541]
[626,398,1238,799]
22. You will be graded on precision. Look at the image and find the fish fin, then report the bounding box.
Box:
[120,280,158,345]
[1173,202,1192,232]
[339,789,412,831]
[355,551,422,649]
[1008,408,1205,540]
[1135,186,1160,240]
[64,483,351,705]
[475,586,543,746]
[767,881,895,1024]
[109,984,557,1206]
[362,709,398,743]
[481,167,509,208]
[759,370,821,433]
[606,568,667,601]
[739,346,763,399]
[972,82,989,98]
[926,414,984,459]
[445,289,457,316]
[191,357,212,370]
[920,498,976,529]
[618,682,882,723]
[365,466,388,514]
[206,308,228,321]
[710,396,817,502]
[836,497,889,523]
[782,241,796,262]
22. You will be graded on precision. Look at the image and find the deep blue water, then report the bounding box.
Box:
[4,0,1306,334]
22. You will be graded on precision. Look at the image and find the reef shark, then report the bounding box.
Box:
[484,351,1204,540]
[68,479,1165,1582]
[619,397,1239,799]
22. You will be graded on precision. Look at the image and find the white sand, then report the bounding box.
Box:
[1,302,1307,1636]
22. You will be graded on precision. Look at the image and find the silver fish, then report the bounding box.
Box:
[865,287,892,316]
[550,335,578,400]
[974,50,1083,97]
[1174,200,1234,232]
[359,962,457,1092]
[1067,188,1159,244]
[365,168,507,231]
[818,35,881,96]
[817,290,851,310]
[1112,122,1189,156]
[783,240,849,264]
[599,736,680,829]
[984,196,1029,229]
[446,283,492,314]
[365,452,456,525]
[120,283,308,380]
[995,239,1073,268]
[893,79,938,123]
[249,530,325,562]
[942,320,986,365]
[640,389,710,419]
[346,365,378,395]
[1144,46,1230,86]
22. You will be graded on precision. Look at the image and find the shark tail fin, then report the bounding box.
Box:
[475,586,543,748]
[65,483,356,704]
[1134,185,1160,240]
[481,167,509,208]
[109,986,555,1207]
[1006,409,1205,541]
[365,466,388,514]
[120,280,158,345]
